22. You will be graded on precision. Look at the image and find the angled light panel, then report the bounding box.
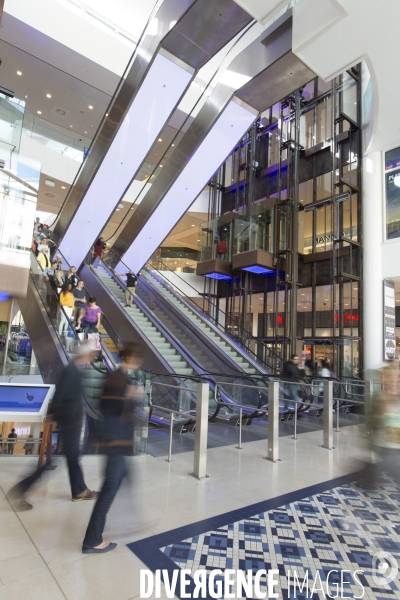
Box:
[120,100,256,274]
[59,53,193,267]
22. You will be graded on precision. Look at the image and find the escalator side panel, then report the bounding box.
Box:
[18,276,68,383]
[137,278,248,376]
[80,264,177,376]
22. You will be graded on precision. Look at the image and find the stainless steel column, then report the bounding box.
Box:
[191,382,209,480]
[266,381,279,462]
[364,379,374,437]
[322,380,334,450]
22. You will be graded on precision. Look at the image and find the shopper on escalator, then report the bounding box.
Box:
[37,246,50,270]
[283,354,304,401]
[77,297,102,334]
[113,270,137,307]
[43,260,60,313]
[94,237,106,261]
[65,266,79,288]
[58,282,75,336]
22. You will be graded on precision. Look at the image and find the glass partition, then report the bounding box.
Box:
[198,214,233,261]
[233,204,274,254]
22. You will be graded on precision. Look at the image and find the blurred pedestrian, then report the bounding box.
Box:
[8,343,100,511]
[283,354,304,401]
[7,428,17,454]
[366,363,400,488]
[82,342,144,554]
[24,435,34,455]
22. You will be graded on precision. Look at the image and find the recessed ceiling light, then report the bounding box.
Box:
[105,113,108,116]
[191,224,195,227]
[45,179,55,187]
[25,95,28,99]
[116,209,120,211]
[84,131,88,134]
[46,94,51,98]
[158,138,162,142]
[69,125,73,128]
[88,105,93,109]
[61,186,66,189]
[17,71,22,76]
[171,144,175,147]
[159,165,163,168]
[345,303,349,306]
[37,111,42,115]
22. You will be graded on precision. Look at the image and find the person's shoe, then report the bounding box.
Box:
[72,488,99,502]
[82,542,117,554]
[12,498,33,511]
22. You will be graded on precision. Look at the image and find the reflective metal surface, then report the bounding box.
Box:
[80,264,181,376]
[54,0,196,240]
[54,0,252,248]
[18,277,68,383]
[162,0,252,69]
[113,13,314,260]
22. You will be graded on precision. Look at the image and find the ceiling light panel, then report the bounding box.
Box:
[58,53,193,267]
[120,100,256,274]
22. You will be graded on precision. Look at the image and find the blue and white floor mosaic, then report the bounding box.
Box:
[128,474,400,599]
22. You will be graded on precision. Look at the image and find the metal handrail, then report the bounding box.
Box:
[145,258,283,371]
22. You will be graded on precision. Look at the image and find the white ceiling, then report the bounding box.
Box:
[292,0,400,153]
[0,40,111,140]
[233,0,296,23]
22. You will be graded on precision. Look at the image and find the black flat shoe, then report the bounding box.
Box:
[82,542,117,554]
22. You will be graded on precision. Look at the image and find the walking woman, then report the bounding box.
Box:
[82,343,144,553]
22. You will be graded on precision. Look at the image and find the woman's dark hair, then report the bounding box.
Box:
[61,282,71,293]
[88,296,97,304]
[119,342,143,361]
[321,359,329,369]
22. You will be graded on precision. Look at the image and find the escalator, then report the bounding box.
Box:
[18,255,117,424]
[80,256,271,424]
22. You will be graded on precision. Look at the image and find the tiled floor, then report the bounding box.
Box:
[0,422,382,600]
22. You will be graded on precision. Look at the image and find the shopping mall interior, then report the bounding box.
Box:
[0,0,400,599]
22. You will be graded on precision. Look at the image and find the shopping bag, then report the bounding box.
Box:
[87,332,101,351]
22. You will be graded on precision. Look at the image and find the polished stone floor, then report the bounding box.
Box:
[0,422,381,600]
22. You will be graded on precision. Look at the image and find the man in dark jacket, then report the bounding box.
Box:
[8,343,99,511]
[283,354,304,401]
[82,342,144,554]
[51,344,100,503]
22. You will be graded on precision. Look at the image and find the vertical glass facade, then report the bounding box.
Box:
[197,68,362,378]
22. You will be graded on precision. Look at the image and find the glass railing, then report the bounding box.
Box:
[23,111,86,163]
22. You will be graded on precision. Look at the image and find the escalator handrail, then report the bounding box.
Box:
[30,252,114,377]
[28,269,105,420]
[90,254,258,379]
[136,263,267,376]
[145,256,284,368]
[52,249,125,370]
[102,246,281,373]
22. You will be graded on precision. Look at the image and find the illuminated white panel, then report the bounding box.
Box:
[120,100,256,274]
[59,53,192,267]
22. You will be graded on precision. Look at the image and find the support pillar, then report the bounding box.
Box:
[362,152,384,375]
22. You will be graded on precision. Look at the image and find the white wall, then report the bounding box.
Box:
[154,272,204,298]
[20,134,81,184]
[382,239,400,279]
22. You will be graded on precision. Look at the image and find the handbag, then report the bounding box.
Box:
[87,332,101,351]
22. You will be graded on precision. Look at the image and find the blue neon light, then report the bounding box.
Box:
[0,292,9,302]
[241,266,274,275]
[204,272,233,281]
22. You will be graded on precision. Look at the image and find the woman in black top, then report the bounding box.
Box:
[82,342,144,554]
